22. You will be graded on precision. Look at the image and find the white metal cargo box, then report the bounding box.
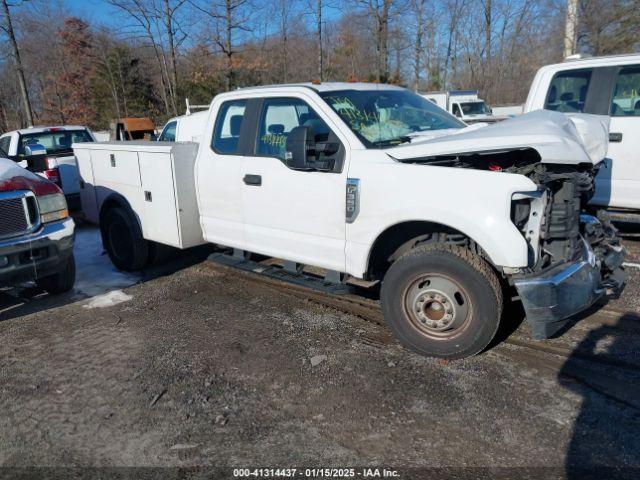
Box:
[73,141,205,249]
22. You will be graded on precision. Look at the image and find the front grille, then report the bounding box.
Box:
[0,193,31,239]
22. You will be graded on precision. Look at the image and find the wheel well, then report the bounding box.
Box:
[99,194,131,224]
[366,221,489,280]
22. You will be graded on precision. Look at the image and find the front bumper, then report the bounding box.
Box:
[513,232,625,340]
[0,217,75,286]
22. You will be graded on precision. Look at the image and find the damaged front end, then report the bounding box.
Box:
[397,150,626,339]
[389,110,623,338]
[510,163,626,339]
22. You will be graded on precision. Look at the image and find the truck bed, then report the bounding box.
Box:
[73,141,205,249]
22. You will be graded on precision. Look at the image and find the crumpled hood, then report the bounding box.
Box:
[387,110,610,165]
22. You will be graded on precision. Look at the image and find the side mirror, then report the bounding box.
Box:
[285,126,314,170]
[24,143,47,156]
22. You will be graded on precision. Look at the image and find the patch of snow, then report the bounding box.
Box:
[83,290,132,309]
[73,226,140,298]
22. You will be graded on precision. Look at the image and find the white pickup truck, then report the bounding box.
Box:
[0,125,96,210]
[74,82,625,359]
[525,54,640,222]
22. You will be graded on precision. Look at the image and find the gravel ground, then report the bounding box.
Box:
[1,228,639,479]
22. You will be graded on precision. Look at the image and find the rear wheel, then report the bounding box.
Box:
[36,255,76,294]
[380,244,503,359]
[101,206,149,271]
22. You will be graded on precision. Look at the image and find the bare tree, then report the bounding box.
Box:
[191,0,251,91]
[108,0,186,116]
[411,0,427,90]
[316,0,323,80]
[355,0,394,82]
[280,0,289,82]
[1,0,33,126]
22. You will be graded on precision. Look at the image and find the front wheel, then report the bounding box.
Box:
[380,244,503,359]
[36,255,76,294]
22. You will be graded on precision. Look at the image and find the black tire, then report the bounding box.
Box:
[36,255,76,294]
[101,206,149,271]
[380,244,503,359]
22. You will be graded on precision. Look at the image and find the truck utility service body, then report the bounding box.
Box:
[525,54,640,217]
[74,83,624,359]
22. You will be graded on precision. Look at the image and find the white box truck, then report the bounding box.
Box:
[422,90,496,123]
[74,82,625,359]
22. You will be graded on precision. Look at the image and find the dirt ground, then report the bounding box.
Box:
[1,227,640,479]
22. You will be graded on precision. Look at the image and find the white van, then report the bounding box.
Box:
[158,110,209,143]
[525,54,640,220]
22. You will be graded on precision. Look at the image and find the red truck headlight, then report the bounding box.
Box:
[37,193,69,223]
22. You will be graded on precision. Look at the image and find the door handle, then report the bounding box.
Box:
[609,132,623,143]
[243,174,262,186]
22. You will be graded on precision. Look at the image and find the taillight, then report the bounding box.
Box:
[44,157,58,169]
[43,168,62,186]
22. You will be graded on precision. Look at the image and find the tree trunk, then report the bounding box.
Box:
[317,0,323,81]
[564,0,578,57]
[225,0,233,91]
[164,0,179,115]
[281,0,288,83]
[484,0,491,65]
[413,0,425,90]
[1,0,34,127]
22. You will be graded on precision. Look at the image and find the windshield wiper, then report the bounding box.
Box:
[372,136,412,148]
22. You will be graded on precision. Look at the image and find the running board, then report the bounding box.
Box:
[207,252,351,295]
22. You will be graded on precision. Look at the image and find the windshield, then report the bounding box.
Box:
[459,101,490,115]
[320,89,464,148]
[18,129,93,156]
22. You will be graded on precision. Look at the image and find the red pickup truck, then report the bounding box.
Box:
[0,158,75,293]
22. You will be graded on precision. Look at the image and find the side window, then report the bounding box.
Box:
[611,66,640,117]
[544,69,592,113]
[0,137,10,156]
[211,100,247,155]
[256,98,331,160]
[452,104,461,117]
[159,121,177,142]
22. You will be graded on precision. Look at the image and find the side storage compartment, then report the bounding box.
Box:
[170,143,204,248]
[138,151,181,248]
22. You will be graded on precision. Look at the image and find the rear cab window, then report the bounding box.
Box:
[18,129,93,156]
[211,100,247,155]
[611,65,640,116]
[544,69,593,113]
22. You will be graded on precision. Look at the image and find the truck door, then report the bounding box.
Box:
[601,65,640,210]
[241,96,348,272]
[196,99,250,249]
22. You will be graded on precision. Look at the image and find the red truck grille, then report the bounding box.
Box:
[0,192,37,239]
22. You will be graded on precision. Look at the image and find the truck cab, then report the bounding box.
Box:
[74,82,625,359]
[524,54,640,221]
